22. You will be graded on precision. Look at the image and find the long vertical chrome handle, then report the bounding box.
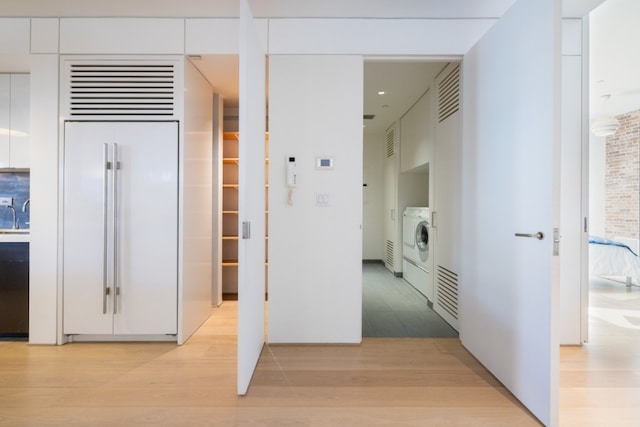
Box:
[102,143,110,314]
[113,143,120,315]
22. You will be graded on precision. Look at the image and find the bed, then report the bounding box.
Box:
[589,236,640,287]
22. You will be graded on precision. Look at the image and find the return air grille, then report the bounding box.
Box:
[385,128,395,158]
[438,64,460,123]
[385,240,394,268]
[436,265,459,320]
[67,63,175,117]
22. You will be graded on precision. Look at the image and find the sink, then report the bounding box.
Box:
[0,229,30,234]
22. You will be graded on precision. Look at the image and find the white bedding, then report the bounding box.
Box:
[589,241,640,285]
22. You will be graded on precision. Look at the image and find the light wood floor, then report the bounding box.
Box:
[559,277,640,427]
[1,279,638,426]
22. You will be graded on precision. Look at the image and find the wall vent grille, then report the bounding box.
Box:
[438,64,460,123]
[385,128,395,158]
[385,240,394,268]
[66,63,176,118]
[436,265,459,320]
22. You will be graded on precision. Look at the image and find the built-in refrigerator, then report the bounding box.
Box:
[63,121,178,336]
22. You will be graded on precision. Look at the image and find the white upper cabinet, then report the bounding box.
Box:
[0,75,9,167]
[0,74,30,169]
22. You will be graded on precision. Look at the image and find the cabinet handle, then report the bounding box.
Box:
[113,143,119,315]
[103,143,110,315]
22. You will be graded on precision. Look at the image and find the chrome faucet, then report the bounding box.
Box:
[22,198,30,212]
[6,205,17,229]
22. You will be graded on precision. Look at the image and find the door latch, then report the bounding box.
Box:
[242,221,251,239]
[553,227,560,256]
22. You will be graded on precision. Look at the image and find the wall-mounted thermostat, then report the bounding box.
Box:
[316,156,334,170]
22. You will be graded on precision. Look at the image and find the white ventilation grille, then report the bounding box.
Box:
[385,128,395,158]
[438,64,460,123]
[385,240,394,268]
[436,265,458,320]
[63,60,178,119]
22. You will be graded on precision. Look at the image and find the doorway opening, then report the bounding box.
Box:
[362,60,459,338]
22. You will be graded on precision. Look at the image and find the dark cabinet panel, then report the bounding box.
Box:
[0,243,29,337]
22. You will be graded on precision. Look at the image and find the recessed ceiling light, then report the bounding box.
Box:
[377,91,385,95]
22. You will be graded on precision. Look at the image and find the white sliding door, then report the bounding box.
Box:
[460,0,561,426]
[237,0,267,395]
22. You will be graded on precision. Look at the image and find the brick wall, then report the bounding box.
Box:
[605,110,640,240]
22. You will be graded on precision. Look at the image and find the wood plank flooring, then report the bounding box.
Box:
[0,276,638,426]
[559,276,640,427]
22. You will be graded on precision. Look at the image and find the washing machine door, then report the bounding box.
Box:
[415,220,429,259]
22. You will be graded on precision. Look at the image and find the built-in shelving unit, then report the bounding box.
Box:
[221,132,268,296]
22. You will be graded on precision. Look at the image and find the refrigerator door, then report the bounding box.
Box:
[63,122,178,336]
[112,122,178,335]
[63,122,116,334]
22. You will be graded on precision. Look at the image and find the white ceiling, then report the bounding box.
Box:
[0,0,515,18]
[589,0,640,118]
[0,0,602,19]
[362,61,448,136]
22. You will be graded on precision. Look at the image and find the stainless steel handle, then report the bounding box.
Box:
[515,232,544,240]
[431,211,437,229]
[112,143,119,315]
[102,143,110,315]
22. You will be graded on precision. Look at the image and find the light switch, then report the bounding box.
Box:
[316,193,330,206]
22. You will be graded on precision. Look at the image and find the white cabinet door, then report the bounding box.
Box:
[63,121,178,336]
[0,74,30,168]
[0,75,9,168]
[433,63,461,330]
[9,74,30,168]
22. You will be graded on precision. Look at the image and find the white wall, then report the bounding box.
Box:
[363,133,384,260]
[558,18,588,345]
[400,89,433,173]
[268,55,363,343]
[29,54,59,344]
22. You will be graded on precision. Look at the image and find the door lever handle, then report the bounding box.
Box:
[515,232,544,240]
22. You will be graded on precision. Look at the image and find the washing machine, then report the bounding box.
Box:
[402,207,433,300]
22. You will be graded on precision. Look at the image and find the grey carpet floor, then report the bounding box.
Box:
[362,262,458,338]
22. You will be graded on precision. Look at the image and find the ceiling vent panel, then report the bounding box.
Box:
[438,64,460,123]
[62,59,180,120]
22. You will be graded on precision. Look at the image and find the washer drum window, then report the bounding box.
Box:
[416,221,429,252]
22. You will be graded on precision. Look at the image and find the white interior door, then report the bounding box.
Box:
[460,0,561,426]
[237,0,267,395]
